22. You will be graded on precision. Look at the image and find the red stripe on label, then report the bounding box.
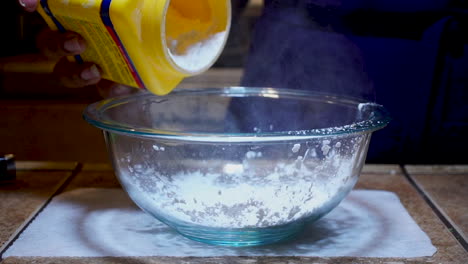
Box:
[105,26,145,89]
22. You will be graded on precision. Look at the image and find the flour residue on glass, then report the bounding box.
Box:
[119,136,363,229]
[152,145,165,151]
[291,143,301,153]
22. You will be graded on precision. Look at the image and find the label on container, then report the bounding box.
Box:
[39,0,145,88]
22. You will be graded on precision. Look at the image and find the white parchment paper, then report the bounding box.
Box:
[3,188,436,258]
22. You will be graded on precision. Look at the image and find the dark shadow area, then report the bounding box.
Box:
[1,0,467,164]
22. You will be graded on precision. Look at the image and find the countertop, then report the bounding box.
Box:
[0,68,244,163]
[0,162,467,263]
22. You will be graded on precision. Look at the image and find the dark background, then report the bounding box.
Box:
[1,0,467,164]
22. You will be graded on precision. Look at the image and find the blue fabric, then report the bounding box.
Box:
[237,0,467,163]
[264,0,448,12]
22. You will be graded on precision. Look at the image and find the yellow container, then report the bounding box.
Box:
[37,0,231,95]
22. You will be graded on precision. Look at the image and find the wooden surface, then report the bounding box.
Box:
[15,161,78,171]
[0,68,243,163]
[0,101,107,162]
[0,163,466,263]
[177,69,243,89]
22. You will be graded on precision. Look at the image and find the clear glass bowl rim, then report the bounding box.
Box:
[83,87,391,143]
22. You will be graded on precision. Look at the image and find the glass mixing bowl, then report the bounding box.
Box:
[83,87,390,247]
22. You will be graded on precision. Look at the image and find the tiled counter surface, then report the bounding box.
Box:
[0,163,467,264]
[0,162,77,252]
[405,165,468,248]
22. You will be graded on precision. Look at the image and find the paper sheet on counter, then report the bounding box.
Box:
[4,188,436,258]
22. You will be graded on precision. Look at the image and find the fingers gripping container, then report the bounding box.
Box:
[37,0,231,95]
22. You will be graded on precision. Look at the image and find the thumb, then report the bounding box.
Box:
[19,0,38,12]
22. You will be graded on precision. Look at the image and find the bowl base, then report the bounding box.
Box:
[173,221,306,247]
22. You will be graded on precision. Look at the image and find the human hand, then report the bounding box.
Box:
[36,28,103,88]
[19,0,101,88]
[19,0,137,96]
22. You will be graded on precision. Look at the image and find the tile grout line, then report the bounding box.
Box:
[405,169,468,245]
[400,164,468,252]
[0,163,84,260]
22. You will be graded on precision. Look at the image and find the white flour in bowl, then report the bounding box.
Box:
[118,140,362,229]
